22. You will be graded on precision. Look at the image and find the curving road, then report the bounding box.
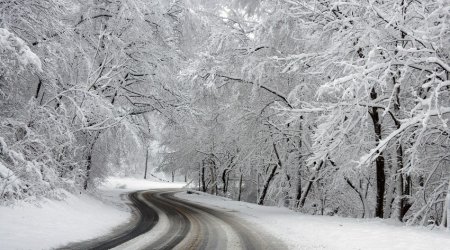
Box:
[63,190,285,250]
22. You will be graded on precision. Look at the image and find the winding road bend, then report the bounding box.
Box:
[63,189,285,250]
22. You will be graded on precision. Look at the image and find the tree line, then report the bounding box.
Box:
[1,0,450,227]
[159,0,450,226]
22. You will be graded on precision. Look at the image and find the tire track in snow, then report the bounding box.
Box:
[63,189,285,250]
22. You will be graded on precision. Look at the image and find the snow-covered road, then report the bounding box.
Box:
[67,189,285,250]
[176,191,450,250]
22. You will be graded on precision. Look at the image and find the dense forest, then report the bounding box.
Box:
[1,0,449,227]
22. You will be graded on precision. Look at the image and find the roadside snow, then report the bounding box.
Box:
[101,176,186,191]
[0,176,185,250]
[176,191,450,250]
[0,190,130,250]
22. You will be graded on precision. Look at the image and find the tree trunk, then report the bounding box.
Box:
[384,165,397,218]
[345,177,367,218]
[298,161,324,208]
[402,174,412,217]
[258,164,278,205]
[256,172,260,203]
[294,121,303,208]
[210,166,217,195]
[295,168,302,208]
[144,148,149,179]
[369,88,386,218]
[441,181,450,227]
[201,162,207,192]
[238,173,243,201]
[222,169,229,194]
[84,154,92,190]
[394,12,412,221]
[35,77,42,99]
[83,132,101,190]
[389,77,411,221]
[397,144,412,221]
[198,164,201,191]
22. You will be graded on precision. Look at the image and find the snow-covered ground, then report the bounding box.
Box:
[3,177,449,250]
[176,191,450,250]
[102,176,186,191]
[0,176,185,250]
[0,190,129,250]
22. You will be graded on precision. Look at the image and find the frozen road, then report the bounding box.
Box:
[64,190,285,250]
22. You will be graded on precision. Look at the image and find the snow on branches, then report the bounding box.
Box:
[0,28,42,72]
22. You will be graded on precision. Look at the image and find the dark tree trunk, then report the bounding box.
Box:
[397,145,405,220]
[258,144,282,205]
[400,168,412,220]
[83,132,101,190]
[198,164,201,191]
[111,89,118,105]
[395,10,412,221]
[256,173,260,203]
[144,148,149,179]
[84,154,92,190]
[258,164,278,205]
[201,162,207,192]
[35,77,42,99]
[295,121,303,208]
[222,169,229,194]
[369,88,386,218]
[238,173,243,201]
[298,176,314,208]
[298,161,324,208]
[295,168,302,208]
[392,82,411,221]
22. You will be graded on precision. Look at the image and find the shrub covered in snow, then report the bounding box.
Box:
[0,102,85,204]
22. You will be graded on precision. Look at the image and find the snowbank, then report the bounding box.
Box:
[0,191,130,250]
[100,176,186,191]
[0,177,186,250]
[177,191,450,250]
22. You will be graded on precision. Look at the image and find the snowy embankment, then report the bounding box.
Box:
[0,177,185,250]
[176,191,450,250]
